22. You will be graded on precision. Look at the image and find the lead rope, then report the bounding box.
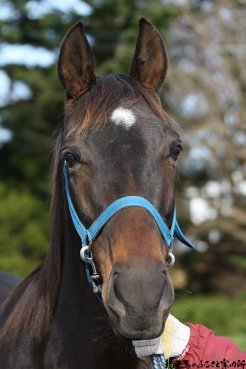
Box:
[148,317,172,369]
[150,354,166,369]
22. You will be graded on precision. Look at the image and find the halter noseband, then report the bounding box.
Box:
[63,164,194,295]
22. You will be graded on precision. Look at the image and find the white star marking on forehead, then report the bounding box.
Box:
[111,107,136,129]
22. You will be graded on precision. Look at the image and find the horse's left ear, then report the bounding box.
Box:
[58,22,96,99]
[129,18,168,92]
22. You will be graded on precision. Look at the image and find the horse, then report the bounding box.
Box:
[0,18,193,369]
[0,272,21,305]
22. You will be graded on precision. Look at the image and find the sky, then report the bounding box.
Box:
[0,0,91,144]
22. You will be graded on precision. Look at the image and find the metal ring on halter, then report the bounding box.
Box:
[166,252,175,267]
[80,246,101,280]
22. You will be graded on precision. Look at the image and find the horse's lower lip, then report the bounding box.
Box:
[110,314,168,340]
[114,326,164,340]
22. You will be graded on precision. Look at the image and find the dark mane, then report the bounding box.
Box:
[0,135,64,341]
[0,74,173,341]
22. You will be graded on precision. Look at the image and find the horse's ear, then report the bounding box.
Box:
[129,18,168,92]
[58,22,96,99]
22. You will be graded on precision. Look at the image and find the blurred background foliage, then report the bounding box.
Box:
[0,0,245,348]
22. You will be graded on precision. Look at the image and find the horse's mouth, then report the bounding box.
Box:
[108,306,170,340]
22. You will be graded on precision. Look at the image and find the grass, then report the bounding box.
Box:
[171,293,246,350]
[231,335,246,349]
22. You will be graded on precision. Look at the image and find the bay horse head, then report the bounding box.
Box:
[57,18,192,340]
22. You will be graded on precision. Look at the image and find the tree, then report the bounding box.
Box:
[165,0,246,296]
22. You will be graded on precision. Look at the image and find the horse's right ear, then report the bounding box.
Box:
[58,22,96,99]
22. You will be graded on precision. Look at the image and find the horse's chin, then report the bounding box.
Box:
[113,327,163,341]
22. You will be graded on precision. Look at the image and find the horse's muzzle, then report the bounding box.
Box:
[105,261,174,339]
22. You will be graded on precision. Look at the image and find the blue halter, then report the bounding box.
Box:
[63,164,194,293]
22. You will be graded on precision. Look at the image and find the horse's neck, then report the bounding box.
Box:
[46,230,144,369]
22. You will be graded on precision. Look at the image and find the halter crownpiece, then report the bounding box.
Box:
[63,164,194,293]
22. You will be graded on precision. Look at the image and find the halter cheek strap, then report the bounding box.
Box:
[63,164,194,294]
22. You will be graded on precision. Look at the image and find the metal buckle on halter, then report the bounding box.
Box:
[80,244,101,281]
[166,252,175,267]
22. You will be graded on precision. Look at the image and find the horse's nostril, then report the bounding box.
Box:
[107,289,126,320]
[113,273,124,303]
[106,267,126,320]
[112,271,119,278]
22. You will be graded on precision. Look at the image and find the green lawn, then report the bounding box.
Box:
[171,294,246,350]
[231,335,246,350]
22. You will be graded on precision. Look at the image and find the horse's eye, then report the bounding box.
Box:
[64,152,76,166]
[171,145,182,160]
